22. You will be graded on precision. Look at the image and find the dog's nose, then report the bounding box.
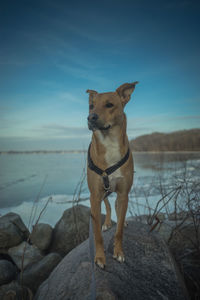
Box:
[87,113,99,122]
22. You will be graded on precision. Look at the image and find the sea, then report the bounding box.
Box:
[0,151,200,229]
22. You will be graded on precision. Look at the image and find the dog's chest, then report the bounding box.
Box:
[97,133,123,191]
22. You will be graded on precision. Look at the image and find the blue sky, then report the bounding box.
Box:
[0,0,200,150]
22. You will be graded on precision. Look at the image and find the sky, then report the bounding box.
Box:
[0,0,200,150]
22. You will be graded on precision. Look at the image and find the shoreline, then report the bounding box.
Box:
[0,150,200,155]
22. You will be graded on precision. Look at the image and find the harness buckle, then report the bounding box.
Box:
[102,172,110,191]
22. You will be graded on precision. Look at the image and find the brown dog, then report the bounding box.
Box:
[87,81,138,269]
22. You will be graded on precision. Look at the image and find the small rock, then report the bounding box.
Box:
[0,281,33,300]
[8,242,43,270]
[0,260,17,285]
[30,223,53,251]
[0,213,29,251]
[18,253,62,293]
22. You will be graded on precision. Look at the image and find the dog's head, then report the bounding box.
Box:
[87,82,138,131]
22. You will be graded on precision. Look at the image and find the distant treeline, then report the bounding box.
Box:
[130,129,200,151]
[0,150,85,155]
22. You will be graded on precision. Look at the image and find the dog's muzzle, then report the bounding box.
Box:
[87,113,98,131]
[87,113,111,131]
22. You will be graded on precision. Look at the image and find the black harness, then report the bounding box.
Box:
[88,143,130,196]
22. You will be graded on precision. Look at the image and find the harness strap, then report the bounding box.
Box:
[88,143,130,177]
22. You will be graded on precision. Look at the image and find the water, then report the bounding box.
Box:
[0,151,199,228]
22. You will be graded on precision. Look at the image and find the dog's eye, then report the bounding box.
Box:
[89,104,94,110]
[106,103,114,108]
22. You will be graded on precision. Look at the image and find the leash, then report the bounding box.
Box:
[89,214,96,300]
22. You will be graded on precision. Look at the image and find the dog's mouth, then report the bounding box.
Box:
[88,122,111,131]
[98,124,111,131]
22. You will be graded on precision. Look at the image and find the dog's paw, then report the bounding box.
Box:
[102,223,112,232]
[95,255,106,269]
[124,221,128,227]
[113,249,125,263]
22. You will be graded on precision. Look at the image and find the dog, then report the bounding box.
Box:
[87,81,138,269]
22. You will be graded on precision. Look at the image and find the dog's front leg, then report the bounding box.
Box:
[113,192,128,263]
[90,194,106,269]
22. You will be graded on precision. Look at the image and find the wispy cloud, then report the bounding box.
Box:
[31,123,90,139]
[127,114,200,137]
[58,92,84,104]
[55,63,111,85]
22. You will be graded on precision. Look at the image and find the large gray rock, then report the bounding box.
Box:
[35,221,189,300]
[18,253,62,294]
[30,223,53,251]
[8,241,43,270]
[0,260,17,285]
[49,205,91,256]
[0,213,29,251]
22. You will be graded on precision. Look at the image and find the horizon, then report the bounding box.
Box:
[0,128,199,152]
[1,0,200,151]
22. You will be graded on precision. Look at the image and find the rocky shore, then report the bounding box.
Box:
[0,205,199,299]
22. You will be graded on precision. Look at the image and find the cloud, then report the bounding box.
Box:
[166,115,200,121]
[58,92,84,104]
[32,123,90,139]
[55,63,111,85]
[127,114,200,138]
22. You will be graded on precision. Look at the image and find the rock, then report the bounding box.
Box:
[8,242,43,270]
[167,223,200,300]
[30,223,53,251]
[168,211,189,221]
[150,219,200,300]
[0,260,17,285]
[0,281,33,300]
[35,221,189,300]
[49,205,112,256]
[168,223,200,253]
[0,213,29,251]
[49,205,91,256]
[18,253,62,294]
[152,219,198,246]
[128,213,166,225]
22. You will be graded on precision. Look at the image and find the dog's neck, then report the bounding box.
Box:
[90,114,129,169]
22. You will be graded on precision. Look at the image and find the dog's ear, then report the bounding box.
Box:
[116,82,138,106]
[86,89,98,102]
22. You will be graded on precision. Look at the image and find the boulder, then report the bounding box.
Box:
[18,253,62,294]
[0,281,33,300]
[49,205,91,256]
[30,223,53,251]
[8,242,43,270]
[35,221,189,300]
[0,260,17,285]
[49,205,112,257]
[168,223,200,253]
[167,223,200,300]
[0,213,29,251]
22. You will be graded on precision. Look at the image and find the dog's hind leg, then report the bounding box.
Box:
[102,197,112,231]
[115,198,128,228]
